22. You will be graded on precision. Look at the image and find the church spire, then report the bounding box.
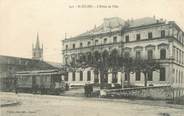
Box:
[32,32,43,61]
[35,32,40,49]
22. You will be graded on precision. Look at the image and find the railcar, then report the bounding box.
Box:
[15,69,66,95]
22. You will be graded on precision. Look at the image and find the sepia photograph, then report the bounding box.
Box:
[0,0,184,116]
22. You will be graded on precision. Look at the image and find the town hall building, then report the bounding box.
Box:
[62,16,184,97]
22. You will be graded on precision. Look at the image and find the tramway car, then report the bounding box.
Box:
[16,69,66,95]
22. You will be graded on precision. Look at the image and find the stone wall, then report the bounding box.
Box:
[101,86,173,100]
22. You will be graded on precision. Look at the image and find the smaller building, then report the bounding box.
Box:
[0,55,56,91]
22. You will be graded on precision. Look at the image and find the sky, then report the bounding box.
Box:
[0,0,184,63]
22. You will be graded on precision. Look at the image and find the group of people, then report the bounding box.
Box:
[84,84,93,97]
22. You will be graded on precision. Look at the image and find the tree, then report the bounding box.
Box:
[133,59,161,87]
[70,49,161,89]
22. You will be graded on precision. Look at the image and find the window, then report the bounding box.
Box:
[72,72,76,81]
[88,41,91,46]
[182,71,183,83]
[179,50,181,63]
[136,51,141,59]
[160,49,166,59]
[180,50,182,63]
[125,73,128,81]
[176,70,178,83]
[136,72,141,81]
[94,72,99,83]
[95,40,98,45]
[176,49,179,62]
[73,44,75,49]
[179,71,180,84]
[113,36,117,43]
[80,71,83,81]
[148,50,153,60]
[87,71,91,81]
[148,32,152,39]
[80,42,83,48]
[125,35,129,42]
[104,38,107,44]
[182,52,184,64]
[160,68,166,81]
[64,72,68,81]
[148,71,153,81]
[66,45,68,49]
[161,30,165,38]
[173,47,175,60]
[104,73,108,83]
[136,34,141,41]
[112,72,118,83]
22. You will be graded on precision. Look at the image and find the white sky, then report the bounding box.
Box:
[0,0,184,63]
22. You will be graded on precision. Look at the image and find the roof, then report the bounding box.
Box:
[0,55,56,71]
[68,17,165,39]
[129,17,158,27]
[46,61,64,69]
[16,69,61,75]
[78,17,125,37]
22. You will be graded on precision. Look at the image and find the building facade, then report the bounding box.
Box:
[62,17,184,97]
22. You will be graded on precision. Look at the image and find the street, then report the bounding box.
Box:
[0,92,184,116]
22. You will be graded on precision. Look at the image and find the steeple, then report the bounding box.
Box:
[32,32,43,61]
[35,32,40,49]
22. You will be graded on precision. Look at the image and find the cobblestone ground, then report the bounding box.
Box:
[0,92,184,116]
